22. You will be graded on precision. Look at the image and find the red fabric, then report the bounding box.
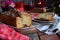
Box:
[0,24,29,40]
[15,2,24,12]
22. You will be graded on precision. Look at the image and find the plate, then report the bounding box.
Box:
[9,25,37,34]
[32,19,54,25]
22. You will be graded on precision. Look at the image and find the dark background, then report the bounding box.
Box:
[46,0,60,8]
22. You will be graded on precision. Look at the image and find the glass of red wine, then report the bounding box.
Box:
[24,0,34,11]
